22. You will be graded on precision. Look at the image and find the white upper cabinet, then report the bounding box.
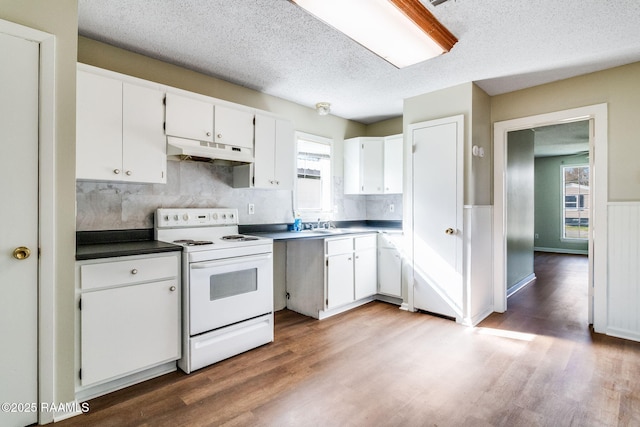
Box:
[253,114,294,189]
[165,93,214,142]
[344,135,403,195]
[344,137,384,195]
[76,69,166,184]
[214,105,254,149]
[383,134,403,194]
[165,93,254,149]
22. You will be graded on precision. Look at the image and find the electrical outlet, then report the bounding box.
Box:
[389,204,395,213]
[248,203,255,215]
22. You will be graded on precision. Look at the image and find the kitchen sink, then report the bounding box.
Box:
[298,228,343,234]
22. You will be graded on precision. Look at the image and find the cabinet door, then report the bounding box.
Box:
[76,71,123,181]
[384,134,403,194]
[326,253,354,309]
[253,114,276,188]
[361,139,384,194]
[355,247,377,299]
[214,105,254,149]
[343,138,361,195]
[273,118,294,190]
[80,280,180,386]
[122,83,167,183]
[378,247,401,297]
[165,93,214,142]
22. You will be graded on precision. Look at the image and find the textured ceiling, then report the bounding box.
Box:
[532,121,589,158]
[78,0,640,124]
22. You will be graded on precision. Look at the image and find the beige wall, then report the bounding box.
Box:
[0,0,78,405]
[491,62,640,201]
[403,82,492,206]
[365,116,403,136]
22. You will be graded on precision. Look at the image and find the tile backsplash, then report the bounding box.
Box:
[76,160,402,231]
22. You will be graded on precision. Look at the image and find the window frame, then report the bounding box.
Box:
[293,131,334,220]
[561,164,590,241]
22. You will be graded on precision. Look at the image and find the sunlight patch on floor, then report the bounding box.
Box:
[473,327,536,342]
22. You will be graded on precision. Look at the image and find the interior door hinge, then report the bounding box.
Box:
[79,369,82,380]
[78,298,82,311]
[326,259,328,267]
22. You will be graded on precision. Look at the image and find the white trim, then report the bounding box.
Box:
[506,273,536,298]
[493,104,607,333]
[0,19,57,425]
[534,247,589,255]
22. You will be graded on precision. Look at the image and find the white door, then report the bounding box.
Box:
[0,32,39,426]
[411,116,464,317]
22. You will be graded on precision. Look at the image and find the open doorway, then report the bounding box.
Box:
[503,121,591,327]
[493,104,608,332]
[505,121,590,298]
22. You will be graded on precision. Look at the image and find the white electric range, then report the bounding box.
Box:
[155,208,274,373]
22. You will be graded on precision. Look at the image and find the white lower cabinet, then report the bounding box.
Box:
[286,234,377,319]
[353,235,378,300]
[377,234,402,298]
[326,238,356,310]
[76,252,181,399]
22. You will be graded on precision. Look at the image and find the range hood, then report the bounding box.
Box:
[167,136,254,164]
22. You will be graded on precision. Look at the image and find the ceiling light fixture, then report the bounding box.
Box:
[291,0,457,68]
[316,102,331,115]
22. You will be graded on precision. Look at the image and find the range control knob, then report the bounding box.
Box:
[173,214,179,221]
[221,214,227,219]
[212,213,218,220]
[229,213,235,219]
[183,213,189,221]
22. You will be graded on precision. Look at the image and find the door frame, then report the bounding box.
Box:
[493,104,608,332]
[0,19,56,424]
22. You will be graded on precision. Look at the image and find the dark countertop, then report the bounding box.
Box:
[76,229,182,261]
[240,220,402,242]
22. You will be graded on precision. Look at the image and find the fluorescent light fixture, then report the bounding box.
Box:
[291,0,457,68]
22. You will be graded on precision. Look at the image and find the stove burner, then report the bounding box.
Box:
[173,239,214,246]
[221,234,259,242]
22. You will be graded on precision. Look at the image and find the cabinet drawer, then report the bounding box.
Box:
[355,235,377,251]
[326,237,353,255]
[80,256,178,291]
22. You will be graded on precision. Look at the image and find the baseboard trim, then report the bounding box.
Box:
[507,273,536,298]
[534,247,588,255]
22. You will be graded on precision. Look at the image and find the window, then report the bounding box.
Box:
[562,165,589,240]
[295,132,332,216]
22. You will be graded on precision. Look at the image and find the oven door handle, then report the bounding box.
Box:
[190,253,272,269]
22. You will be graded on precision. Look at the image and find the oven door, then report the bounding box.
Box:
[189,252,273,335]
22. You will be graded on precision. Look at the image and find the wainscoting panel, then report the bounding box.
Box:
[607,202,640,341]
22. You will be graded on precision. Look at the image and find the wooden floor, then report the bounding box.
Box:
[58,253,640,426]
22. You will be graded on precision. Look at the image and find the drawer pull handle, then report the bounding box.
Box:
[170,286,176,292]
[131,269,138,275]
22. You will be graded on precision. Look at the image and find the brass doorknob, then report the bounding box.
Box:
[13,246,31,260]
[445,228,455,235]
